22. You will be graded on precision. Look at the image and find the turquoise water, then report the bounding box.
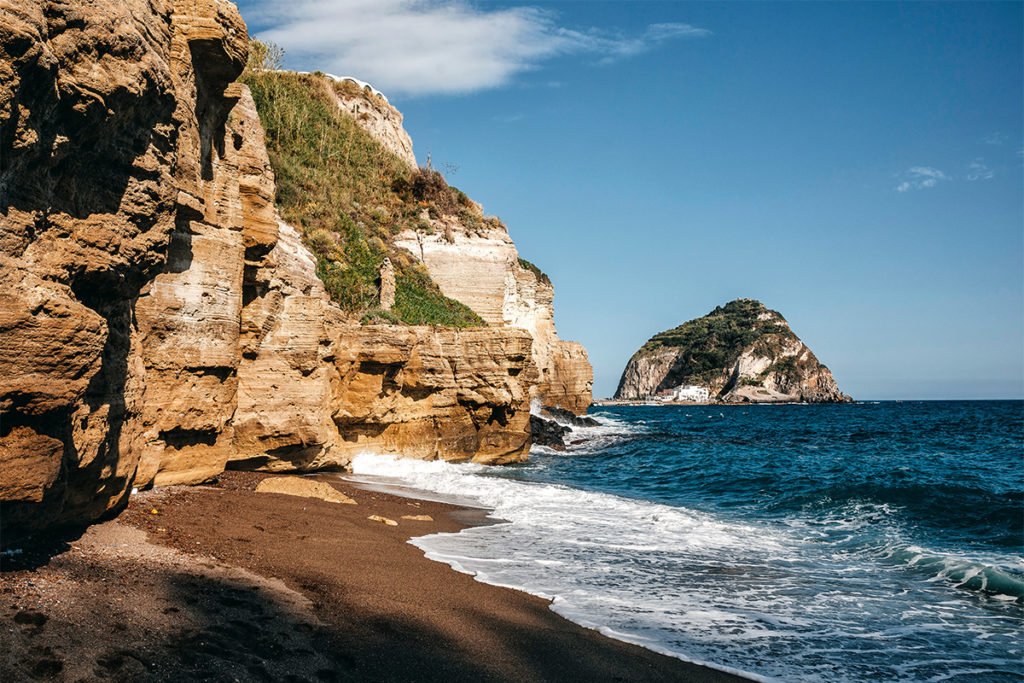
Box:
[351,401,1023,681]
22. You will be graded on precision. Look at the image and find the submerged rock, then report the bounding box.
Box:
[541,406,599,428]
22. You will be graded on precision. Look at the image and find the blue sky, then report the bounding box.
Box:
[239,1,1024,400]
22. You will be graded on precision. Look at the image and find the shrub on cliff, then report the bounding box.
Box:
[640,299,799,386]
[517,258,551,286]
[243,66,483,327]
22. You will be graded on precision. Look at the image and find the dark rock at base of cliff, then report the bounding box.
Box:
[541,406,599,428]
[530,405,598,450]
[529,415,571,451]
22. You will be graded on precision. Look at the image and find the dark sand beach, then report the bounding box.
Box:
[1,471,745,682]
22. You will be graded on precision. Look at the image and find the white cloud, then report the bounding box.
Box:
[966,158,994,181]
[247,1,710,96]
[983,132,1008,146]
[894,166,949,192]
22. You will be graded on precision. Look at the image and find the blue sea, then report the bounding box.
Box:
[349,401,1024,682]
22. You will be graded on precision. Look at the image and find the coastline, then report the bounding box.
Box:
[1,471,746,682]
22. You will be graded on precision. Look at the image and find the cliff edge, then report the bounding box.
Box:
[0,1,584,544]
[615,299,850,403]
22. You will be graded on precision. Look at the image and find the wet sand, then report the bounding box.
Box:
[1,471,746,682]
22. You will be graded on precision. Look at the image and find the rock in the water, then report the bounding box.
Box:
[255,477,356,504]
[542,406,599,428]
[615,299,851,403]
[529,414,572,451]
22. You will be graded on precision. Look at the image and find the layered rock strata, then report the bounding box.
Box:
[319,80,593,415]
[0,0,536,544]
[616,299,850,403]
[1,0,249,538]
[326,76,417,168]
[393,217,593,415]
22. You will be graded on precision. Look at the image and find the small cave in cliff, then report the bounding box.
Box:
[159,428,218,449]
[189,41,236,182]
[486,406,510,427]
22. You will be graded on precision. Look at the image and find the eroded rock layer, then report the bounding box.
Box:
[0,0,538,543]
[1,0,246,539]
[393,216,593,415]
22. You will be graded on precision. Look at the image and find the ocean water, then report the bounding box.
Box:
[348,401,1024,682]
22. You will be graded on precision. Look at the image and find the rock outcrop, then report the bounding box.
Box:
[316,76,593,415]
[615,299,850,403]
[393,214,593,415]
[1,0,249,539]
[255,477,357,504]
[327,76,416,168]
[0,0,542,545]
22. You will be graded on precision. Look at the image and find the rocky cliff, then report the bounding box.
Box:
[328,75,416,168]
[615,299,850,403]
[0,0,548,545]
[393,216,593,415]
[246,67,593,414]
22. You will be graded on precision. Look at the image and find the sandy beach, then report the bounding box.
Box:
[1,471,745,682]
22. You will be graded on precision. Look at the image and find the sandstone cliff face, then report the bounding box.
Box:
[0,0,537,543]
[615,299,850,403]
[393,216,593,415]
[0,0,246,538]
[322,84,593,415]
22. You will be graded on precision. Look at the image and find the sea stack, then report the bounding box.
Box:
[615,299,851,403]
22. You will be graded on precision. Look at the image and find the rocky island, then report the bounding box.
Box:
[614,299,851,404]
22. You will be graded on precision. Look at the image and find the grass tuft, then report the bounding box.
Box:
[243,67,483,327]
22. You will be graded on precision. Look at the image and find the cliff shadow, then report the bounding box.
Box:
[0,559,348,682]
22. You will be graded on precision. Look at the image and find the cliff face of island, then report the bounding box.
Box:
[615,299,850,403]
[0,0,586,543]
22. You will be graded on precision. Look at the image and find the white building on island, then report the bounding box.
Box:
[665,385,711,402]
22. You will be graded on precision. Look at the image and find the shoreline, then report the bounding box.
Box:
[1,470,746,682]
[593,399,848,407]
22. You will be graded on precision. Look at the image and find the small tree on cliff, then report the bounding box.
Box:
[246,39,284,74]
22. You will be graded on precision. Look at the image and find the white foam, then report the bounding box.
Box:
[530,410,647,456]
[349,451,1024,682]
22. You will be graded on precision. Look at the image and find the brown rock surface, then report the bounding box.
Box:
[255,476,356,504]
[394,216,593,415]
[0,0,582,544]
[329,324,534,465]
[0,0,248,541]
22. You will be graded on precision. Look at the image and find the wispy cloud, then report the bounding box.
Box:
[247,0,710,96]
[983,132,1008,146]
[494,113,526,124]
[895,166,949,193]
[966,158,994,181]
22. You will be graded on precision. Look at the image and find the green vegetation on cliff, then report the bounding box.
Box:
[243,64,483,327]
[517,257,551,286]
[638,299,798,386]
